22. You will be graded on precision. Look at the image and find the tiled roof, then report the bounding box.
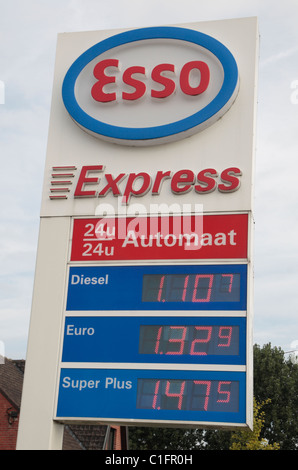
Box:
[0,358,24,409]
[0,358,108,450]
[67,424,108,450]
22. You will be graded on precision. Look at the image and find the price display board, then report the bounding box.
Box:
[57,369,246,425]
[62,316,246,365]
[65,264,247,311]
[56,215,252,428]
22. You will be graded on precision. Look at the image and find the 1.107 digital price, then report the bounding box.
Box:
[142,272,241,304]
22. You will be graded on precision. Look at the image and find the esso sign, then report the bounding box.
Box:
[62,26,239,146]
[91,60,210,102]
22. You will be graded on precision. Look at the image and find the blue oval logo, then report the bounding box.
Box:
[62,26,239,146]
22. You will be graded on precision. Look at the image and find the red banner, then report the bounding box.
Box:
[70,214,248,261]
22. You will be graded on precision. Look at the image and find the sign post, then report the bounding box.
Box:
[17,18,258,449]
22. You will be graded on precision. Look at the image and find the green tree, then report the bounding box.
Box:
[128,426,204,450]
[230,398,279,450]
[253,343,298,450]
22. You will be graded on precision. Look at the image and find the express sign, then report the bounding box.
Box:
[62,26,239,146]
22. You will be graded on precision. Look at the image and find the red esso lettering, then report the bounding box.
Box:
[91,59,118,102]
[91,59,210,102]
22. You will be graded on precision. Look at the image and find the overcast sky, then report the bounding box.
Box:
[1,0,298,359]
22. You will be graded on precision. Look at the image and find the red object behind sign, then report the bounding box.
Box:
[70,214,248,261]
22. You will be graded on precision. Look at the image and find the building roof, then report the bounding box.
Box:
[66,424,108,450]
[0,358,109,450]
[0,358,24,409]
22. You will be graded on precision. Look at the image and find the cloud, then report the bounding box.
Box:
[260,46,298,68]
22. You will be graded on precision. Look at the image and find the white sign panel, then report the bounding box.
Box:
[41,17,258,217]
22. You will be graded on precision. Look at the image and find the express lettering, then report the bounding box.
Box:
[74,165,242,204]
[91,59,210,102]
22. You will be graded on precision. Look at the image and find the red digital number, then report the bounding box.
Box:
[152,380,160,409]
[157,275,165,302]
[217,381,231,403]
[221,274,234,292]
[182,275,189,301]
[190,326,212,355]
[166,326,187,355]
[193,380,211,411]
[154,327,163,354]
[148,379,233,412]
[218,327,232,347]
[165,380,186,410]
[156,274,216,303]
[192,274,214,302]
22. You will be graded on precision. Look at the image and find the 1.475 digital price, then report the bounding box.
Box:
[137,378,239,413]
